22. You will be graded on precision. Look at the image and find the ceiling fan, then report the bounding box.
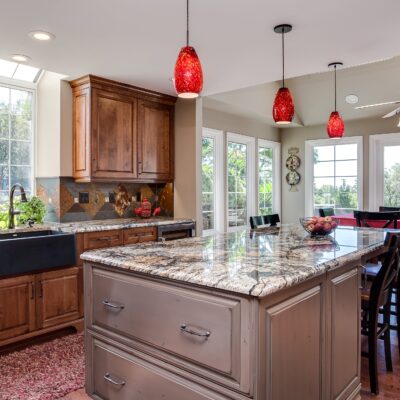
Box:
[355,100,400,126]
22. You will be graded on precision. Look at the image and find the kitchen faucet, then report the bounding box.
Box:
[8,183,28,229]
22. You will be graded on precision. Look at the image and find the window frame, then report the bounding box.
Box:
[304,136,363,216]
[0,79,36,203]
[369,132,400,211]
[201,128,224,236]
[257,139,281,216]
[226,132,255,232]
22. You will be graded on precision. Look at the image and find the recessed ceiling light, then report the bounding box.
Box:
[11,54,31,63]
[345,94,359,104]
[29,30,55,41]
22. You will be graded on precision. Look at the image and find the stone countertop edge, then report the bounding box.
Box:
[0,218,195,235]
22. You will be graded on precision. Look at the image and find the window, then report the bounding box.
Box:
[0,84,35,203]
[369,133,400,210]
[258,139,280,215]
[227,133,255,231]
[305,137,363,216]
[201,128,223,235]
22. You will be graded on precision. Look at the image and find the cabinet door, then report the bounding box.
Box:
[92,89,137,180]
[138,100,173,180]
[36,267,80,329]
[73,87,91,181]
[0,275,36,341]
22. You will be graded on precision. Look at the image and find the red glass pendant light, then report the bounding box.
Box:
[327,62,345,139]
[273,24,295,124]
[174,0,203,98]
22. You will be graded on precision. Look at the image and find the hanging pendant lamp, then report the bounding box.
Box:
[173,0,203,98]
[273,24,295,124]
[327,62,345,139]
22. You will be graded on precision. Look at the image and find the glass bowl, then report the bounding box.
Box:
[300,216,339,236]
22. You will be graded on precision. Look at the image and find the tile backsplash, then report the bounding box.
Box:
[36,177,173,222]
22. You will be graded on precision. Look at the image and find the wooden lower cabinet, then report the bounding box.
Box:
[36,267,81,329]
[85,261,362,400]
[0,267,83,347]
[0,275,36,341]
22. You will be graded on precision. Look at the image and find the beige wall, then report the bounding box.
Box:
[174,98,203,229]
[203,107,280,142]
[280,117,400,223]
[36,71,73,178]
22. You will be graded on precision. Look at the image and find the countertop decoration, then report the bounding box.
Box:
[285,147,301,191]
[81,224,386,298]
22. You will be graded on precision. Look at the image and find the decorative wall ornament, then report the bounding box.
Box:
[285,147,301,192]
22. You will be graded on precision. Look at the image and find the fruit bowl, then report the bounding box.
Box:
[300,216,339,236]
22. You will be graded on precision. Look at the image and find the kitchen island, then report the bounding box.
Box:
[81,225,387,400]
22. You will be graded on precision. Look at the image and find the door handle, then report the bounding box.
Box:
[102,299,125,310]
[180,324,211,339]
[104,373,126,387]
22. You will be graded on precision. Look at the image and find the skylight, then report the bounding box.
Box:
[0,59,41,83]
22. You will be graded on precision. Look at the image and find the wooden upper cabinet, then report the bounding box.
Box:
[70,75,176,182]
[92,89,137,180]
[138,100,174,180]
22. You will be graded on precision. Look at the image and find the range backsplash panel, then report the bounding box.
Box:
[36,177,173,222]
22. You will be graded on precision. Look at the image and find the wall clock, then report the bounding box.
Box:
[285,148,301,191]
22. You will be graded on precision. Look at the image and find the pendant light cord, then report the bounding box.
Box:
[334,64,337,111]
[186,0,189,46]
[282,29,285,88]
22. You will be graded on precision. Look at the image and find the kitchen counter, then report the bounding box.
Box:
[0,217,194,235]
[81,224,385,298]
[83,224,383,399]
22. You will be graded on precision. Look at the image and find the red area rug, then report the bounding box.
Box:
[0,333,85,400]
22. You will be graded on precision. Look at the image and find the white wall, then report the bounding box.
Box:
[36,71,72,178]
[280,117,400,223]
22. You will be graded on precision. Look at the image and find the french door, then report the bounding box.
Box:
[369,133,400,210]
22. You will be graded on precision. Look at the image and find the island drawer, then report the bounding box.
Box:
[83,230,123,250]
[88,267,251,392]
[123,227,156,244]
[87,334,226,400]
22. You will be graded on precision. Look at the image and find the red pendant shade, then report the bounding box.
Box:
[174,46,203,98]
[273,87,295,124]
[327,111,345,139]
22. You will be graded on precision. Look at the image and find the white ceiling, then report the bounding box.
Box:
[203,56,400,126]
[2,0,400,97]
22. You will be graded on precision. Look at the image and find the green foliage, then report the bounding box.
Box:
[384,163,400,206]
[0,203,9,229]
[17,196,46,225]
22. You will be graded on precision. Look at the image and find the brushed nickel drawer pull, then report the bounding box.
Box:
[180,324,211,338]
[104,373,126,386]
[102,299,125,310]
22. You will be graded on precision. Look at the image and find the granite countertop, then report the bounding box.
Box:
[81,224,387,298]
[0,218,194,235]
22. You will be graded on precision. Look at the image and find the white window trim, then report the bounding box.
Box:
[369,132,400,211]
[257,139,281,216]
[304,136,363,216]
[201,128,224,236]
[0,79,36,201]
[226,132,255,232]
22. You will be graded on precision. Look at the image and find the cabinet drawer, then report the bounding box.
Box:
[89,335,221,400]
[83,230,123,250]
[90,268,245,387]
[123,227,156,245]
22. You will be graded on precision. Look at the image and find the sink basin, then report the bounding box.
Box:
[0,230,77,277]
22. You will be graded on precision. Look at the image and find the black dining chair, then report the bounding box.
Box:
[353,210,399,229]
[361,233,400,394]
[319,207,335,217]
[379,206,400,212]
[249,214,280,229]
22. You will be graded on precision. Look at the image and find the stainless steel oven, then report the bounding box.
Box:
[157,222,196,242]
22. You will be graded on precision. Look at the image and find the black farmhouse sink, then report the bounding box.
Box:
[0,230,76,277]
